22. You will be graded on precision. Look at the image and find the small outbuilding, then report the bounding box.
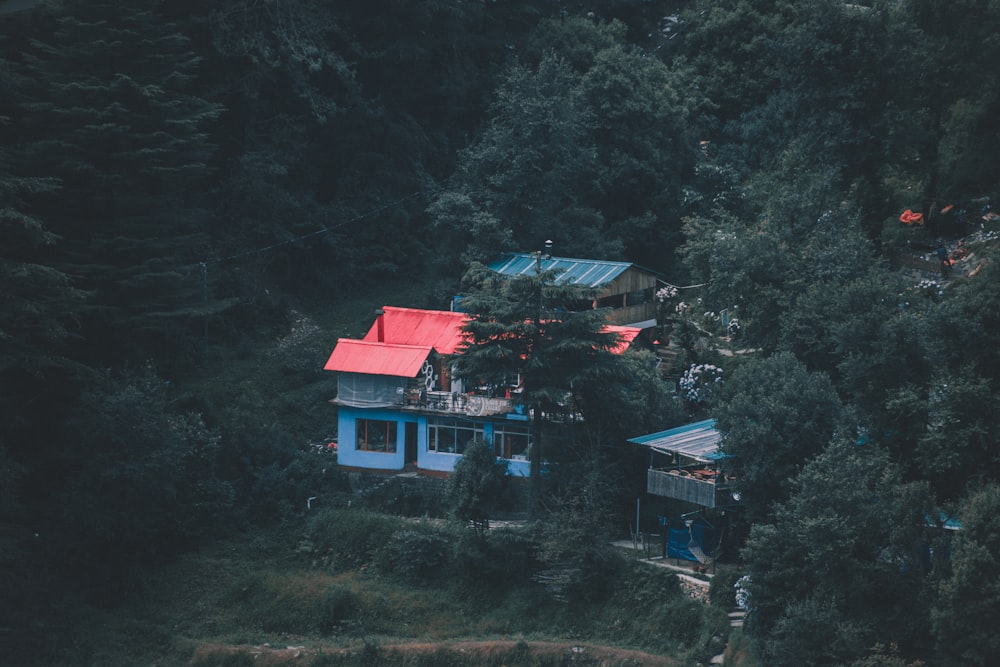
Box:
[629,420,740,564]
[488,253,660,329]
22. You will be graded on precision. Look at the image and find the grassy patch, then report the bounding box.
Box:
[48,507,731,666]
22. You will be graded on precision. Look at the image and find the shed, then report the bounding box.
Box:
[488,253,659,328]
[629,420,731,508]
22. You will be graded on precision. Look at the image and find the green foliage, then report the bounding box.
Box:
[2,1,1000,663]
[12,0,227,366]
[448,438,508,530]
[931,484,1000,666]
[742,440,936,664]
[529,509,626,605]
[709,568,742,610]
[43,364,234,599]
[763,597,868,667]
[302,509,404,572]
[434,16,696,272]
[454,261,629,512]
[376,529,451,585]
[225,571,361,636]
[449,526,540,596]
[717,352,845,521]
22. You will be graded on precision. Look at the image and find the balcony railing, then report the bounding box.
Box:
[647,468,730,508]
[404,389,516,417]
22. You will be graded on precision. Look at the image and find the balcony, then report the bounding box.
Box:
[404,389,517,417]
[647,467,731,508]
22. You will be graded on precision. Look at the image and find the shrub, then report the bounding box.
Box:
[319,585,362,636]
[709,568,742,609]
[450,526,540,595]
[376,529,451,584]
[303,508,403,572]
[448,438,508,529]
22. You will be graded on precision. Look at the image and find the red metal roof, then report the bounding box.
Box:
[604,325,642,354]
[362,306,469,354]
[323,339,431,377]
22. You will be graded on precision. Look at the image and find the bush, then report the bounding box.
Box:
[376,529,451,584]
[319,585,362,635]
[450,527,540,595]
[709,568,742,609]
[448,438,508,528]
[303,508,403,572]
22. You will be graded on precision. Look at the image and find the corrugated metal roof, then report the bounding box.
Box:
[324,339,431,377]
[362,306,469,354]
[628,419,724,462]
[488,253,634,288]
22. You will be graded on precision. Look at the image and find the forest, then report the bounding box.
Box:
[2,0,1000,665]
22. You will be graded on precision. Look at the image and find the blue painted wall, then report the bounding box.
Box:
[337,406,415,471]
[337,405,532,476]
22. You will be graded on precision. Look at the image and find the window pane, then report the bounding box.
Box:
[356,418,397,453]
[494,425,530,459]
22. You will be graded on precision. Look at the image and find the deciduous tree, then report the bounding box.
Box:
[931,483,1000,666]
[716,352,844,522]
[742,439,936,665]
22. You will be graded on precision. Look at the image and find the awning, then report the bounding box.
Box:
[628,419,725,463]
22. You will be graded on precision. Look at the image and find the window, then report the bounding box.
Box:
[428,417,484,455]
[493,423,531,459]
[626,287,654,306]
[356,419,397,453]
[597,293,625,309]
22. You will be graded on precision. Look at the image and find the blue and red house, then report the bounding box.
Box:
[324,305,642,476]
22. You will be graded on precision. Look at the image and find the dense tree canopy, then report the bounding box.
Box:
[2,0,1000,663]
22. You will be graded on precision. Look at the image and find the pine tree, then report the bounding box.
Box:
[452,261,621,517]
[13,0,225,365]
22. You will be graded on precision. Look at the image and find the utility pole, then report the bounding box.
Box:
[528,240,553,518]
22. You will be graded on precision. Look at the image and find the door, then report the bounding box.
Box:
[405,422,418,467]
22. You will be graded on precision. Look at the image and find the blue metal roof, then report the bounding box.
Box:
[628,419,725,462]
[488,253,634,288]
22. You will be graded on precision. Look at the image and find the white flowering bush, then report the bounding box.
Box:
[679,363,724,403]
[656,285,679,302]
[735,574,752,610]
[912,278,944,300]
[727,318,741,338]
[675,301,689,315]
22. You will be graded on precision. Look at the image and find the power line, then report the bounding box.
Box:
[658,278,709,290]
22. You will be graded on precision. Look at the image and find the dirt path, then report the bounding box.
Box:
[192,639,681,666]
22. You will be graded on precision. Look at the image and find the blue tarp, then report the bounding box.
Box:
[666,523,718,562]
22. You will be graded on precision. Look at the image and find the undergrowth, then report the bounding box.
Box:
[46,500,731,666]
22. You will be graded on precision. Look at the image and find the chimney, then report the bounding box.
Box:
[374,308,385,342]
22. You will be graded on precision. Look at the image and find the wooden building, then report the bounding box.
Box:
[487,253,660,329]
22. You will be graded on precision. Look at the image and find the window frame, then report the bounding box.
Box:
[428,417,484,455]
[355,418,398,453]
[493,422,531,459]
